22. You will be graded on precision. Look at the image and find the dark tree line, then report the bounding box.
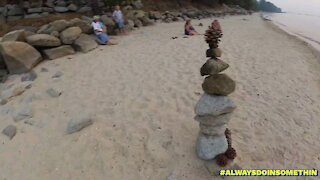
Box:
[3,0,281,14]
[259,0,281,12]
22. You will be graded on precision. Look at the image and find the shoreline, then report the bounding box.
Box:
[261,13,320,61]
[1,14,320,179]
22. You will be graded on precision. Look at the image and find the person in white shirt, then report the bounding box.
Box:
[112,5,126,34]
[91,15,109,45]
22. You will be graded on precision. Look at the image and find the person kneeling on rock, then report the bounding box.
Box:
[91,16,117,45]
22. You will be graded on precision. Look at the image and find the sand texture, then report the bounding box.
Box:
[0,15,319,180]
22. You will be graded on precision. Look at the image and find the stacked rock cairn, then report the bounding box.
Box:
[194,20,237,168]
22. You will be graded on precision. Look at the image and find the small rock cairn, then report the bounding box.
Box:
[194,20,237,168]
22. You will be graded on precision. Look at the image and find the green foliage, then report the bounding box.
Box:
[103,0,127,7]
[220,0,259,10]
[259,0,282,13]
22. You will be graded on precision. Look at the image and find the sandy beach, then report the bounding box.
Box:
[0,14,320,179]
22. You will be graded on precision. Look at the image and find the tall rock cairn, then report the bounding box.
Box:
[194,20,237,167]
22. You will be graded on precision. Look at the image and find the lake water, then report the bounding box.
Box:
[262,11,320,52]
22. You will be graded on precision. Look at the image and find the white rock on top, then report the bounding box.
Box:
[195,93,236,116]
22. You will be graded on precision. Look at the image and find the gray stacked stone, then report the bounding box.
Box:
[194,21,237,167]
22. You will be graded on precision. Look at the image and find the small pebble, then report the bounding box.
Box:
[2,125,17,140]
[0,99,8,105]
[13,106,33,122]
[41,68,49,72]
[21,71,37,82]
[52,71,63,78]
[46,88,62,98]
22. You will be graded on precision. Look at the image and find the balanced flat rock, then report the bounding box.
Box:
[200,59,229,76]
[202,74,236,96]
[196,133,228,160]
[194,113,232,126]
[195,93,236,116]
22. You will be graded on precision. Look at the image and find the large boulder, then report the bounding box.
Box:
[24,13,42,19]
[1,30,26,42]
[60,26,82,44]
[132,0,144,9]
[50,19,70,32]
[200,59,229,76]
[77,6,92,13]
[149,11,162,20]
[100,15,115,26]
[50,31,60,38]
[125,10,146,20]
[125,19,135,30]
[10,26,38,33]
[73,34,98,53]
[184,10,199,19]
[100,15,116,35]
[56,0,67,7]
[38,20,70,34]
[195,93,236,116]
[7,16,23,22]
[27,8,42,13]
[43,45,75,60]
[7,5,23,16]
[69,18,93,34]
[202,74,236,96]
[42,7,54,13]
[37,24,50,34]
[139,17,154,26]
[67,4,78,11]
[133,19,143,28]
[81,16,93,23]
[0,42,42,74]
[54,6,69,13]
[26,34,61,47]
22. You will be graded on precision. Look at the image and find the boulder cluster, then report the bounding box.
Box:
[0,17,99,76]
[157,8,248,23]
[0,0,97,22]
[0,1,157,79]
[194,21,237,167]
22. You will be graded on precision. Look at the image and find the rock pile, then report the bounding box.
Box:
[0,17,99,77]
[194,20,237,169]
[148,7,249,23]
[0,0,98,22]
[0,1,158,78]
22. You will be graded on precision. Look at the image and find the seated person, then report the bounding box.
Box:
[91,16,117,45]
[184,19,199,36]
